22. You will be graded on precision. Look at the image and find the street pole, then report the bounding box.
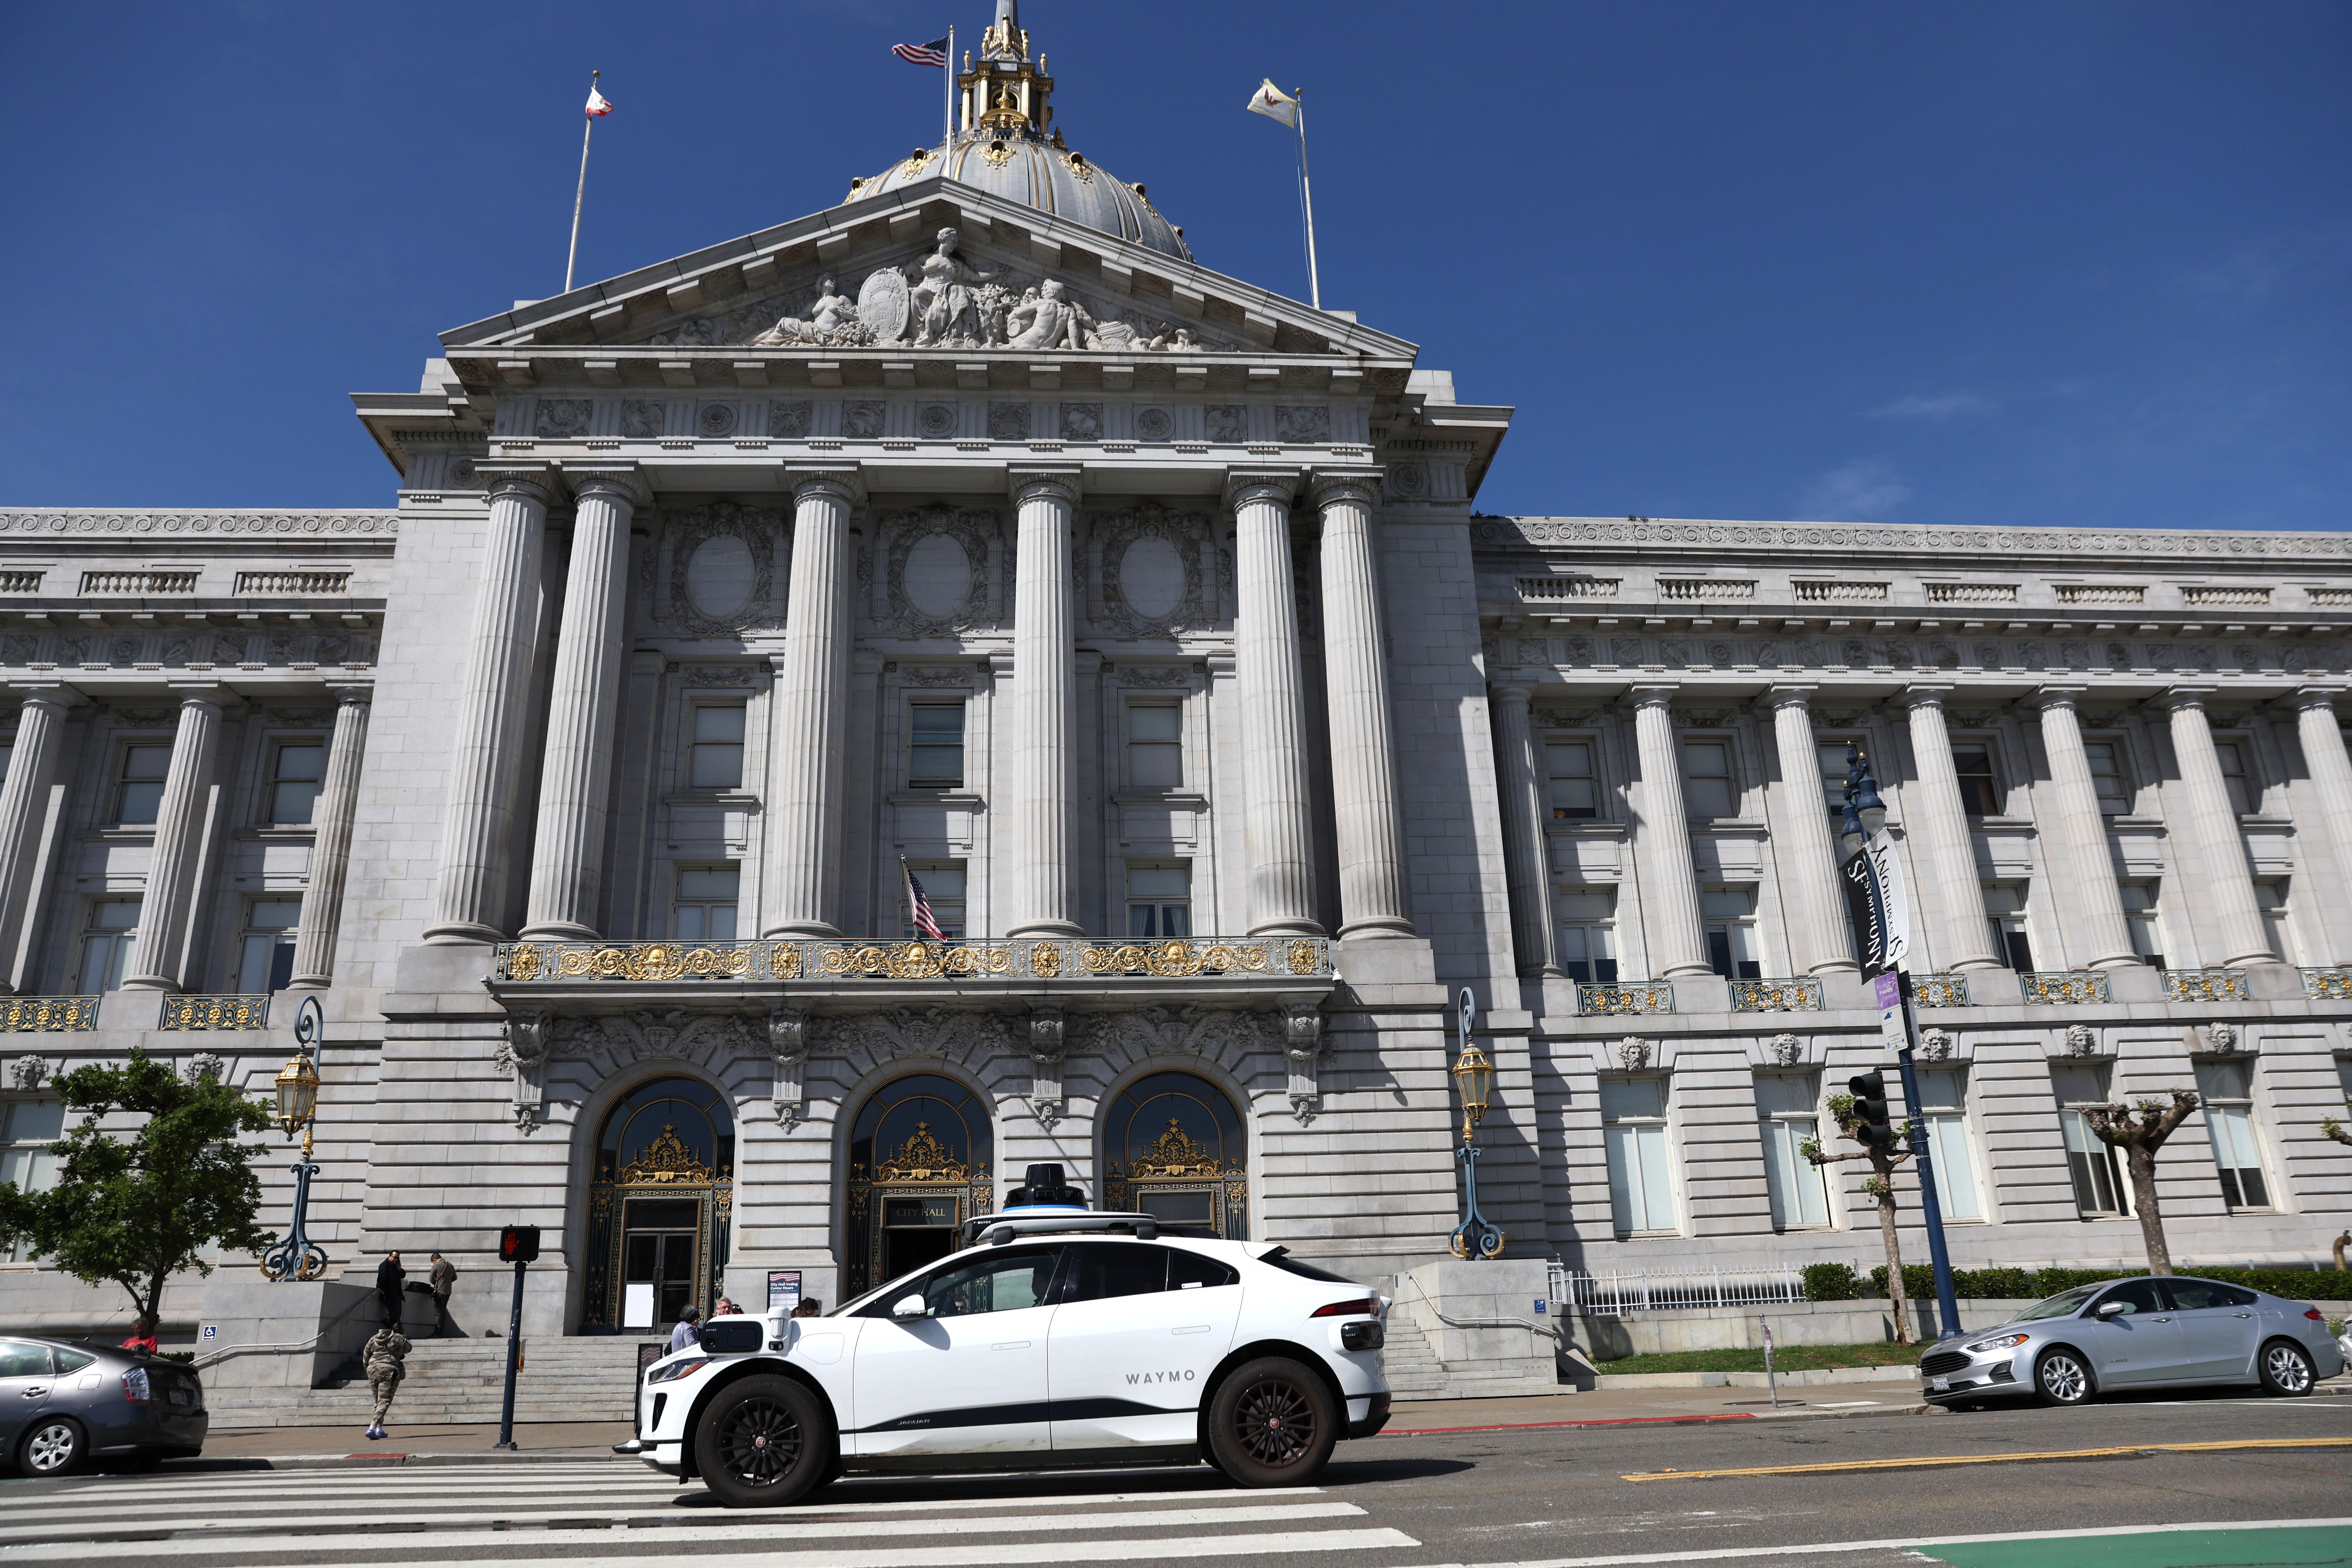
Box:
[1887,970,1963,1340]
[495,1256,525,1450]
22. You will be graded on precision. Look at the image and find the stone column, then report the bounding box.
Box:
[1766,686,1857,975]
[288,688,372,989]
[1004,468,1082,939]
[761,468,861,939]
[1312,472,1414,939]
[2293,689,2352,961]
[1904,686,2002,969]
[1227,471,1322,936]
[2160,688,2276,967]
[425,466,553,942]
[2032,688,2138,969]
[122,687,228,991]
[0,687,75,993]
[1490,683,1558,976]
[521,468,647,940]
[1630,686,1711,977]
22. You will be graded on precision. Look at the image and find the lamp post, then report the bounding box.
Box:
[259,995,331,1283]
[1447,987,1505,1260]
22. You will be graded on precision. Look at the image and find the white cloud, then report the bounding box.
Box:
[1867,391,2000,420]
[1800,458,1911,521]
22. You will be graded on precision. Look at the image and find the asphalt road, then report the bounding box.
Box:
[5,1388,2349,1568]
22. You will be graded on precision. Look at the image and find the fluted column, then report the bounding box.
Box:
[1313,472,1414,939]
[762,468,861,938]
[1228,471,1321,936]
[426,466,553,942]
[121,688,227,991]
[1630,686,1710,977]
[1490,683,1557,976]
[0,687,75,993]
[1904,686,2002,969]
[521,468,646,939]
[2293,689,2352,962]
[1004,468,1082,939]
[1766,686,1856,975]
[288,688,372,989]
[2160,689,2276,966]
[2032,688,2138,969]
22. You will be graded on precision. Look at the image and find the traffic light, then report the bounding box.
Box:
[498,1225,541,1264]
[1847,1073,1899,1151]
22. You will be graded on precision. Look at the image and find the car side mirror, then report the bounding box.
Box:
[891,1294,928,1321]
[2096,1300,2126,1317]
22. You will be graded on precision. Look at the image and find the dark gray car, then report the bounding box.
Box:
[1918,1275,2346,1408]
[0,1336,208,1475]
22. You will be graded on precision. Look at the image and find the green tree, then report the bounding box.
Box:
[0,1048,276,1324]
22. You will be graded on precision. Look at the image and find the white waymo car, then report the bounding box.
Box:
[635,1190,1391,1506]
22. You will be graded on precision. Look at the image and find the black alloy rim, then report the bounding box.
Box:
[1233,1376,1318,1466]
[719,1396,804,1485]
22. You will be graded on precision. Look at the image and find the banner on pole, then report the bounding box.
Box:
[1839,833,1913,974]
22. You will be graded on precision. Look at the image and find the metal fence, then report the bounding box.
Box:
[1549,1262,1807,1315]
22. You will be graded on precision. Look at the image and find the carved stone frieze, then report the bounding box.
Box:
[1069,1006,1284,1066]
[878,505,1005,637]
[769,400,813,439]
[1094,503,1212,640]
[811,1007,1021,1062]
[768,1005,808,1129]
[659,501,783,639]
[1283,1002,1325,1124]
[534,399,592,439]
[1028,1005,1067,1129]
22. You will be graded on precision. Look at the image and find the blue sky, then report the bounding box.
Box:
[2,2,2345,531]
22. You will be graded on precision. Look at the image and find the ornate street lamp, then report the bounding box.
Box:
[1840,743,1887,859]
[260,995,331,1283]
[1447,987,1505,1260]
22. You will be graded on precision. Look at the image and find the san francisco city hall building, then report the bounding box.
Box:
[3,17,2350,1368]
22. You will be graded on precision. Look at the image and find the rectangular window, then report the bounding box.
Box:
[2195,1060,2269,1211]
[1755,1073,1829,1229]
[2084,740,2131,815]
[267,742,325,825]
[673,866,740,942]
[1600,1077,1676,1234]
[2051,1064,2129,1218]
[901,862,965,941]
[1680,740,1737,818]
[1952,744,2002,818]
[909,703,965,789]
[2255,878,2296,963]
[688,705,746,790]
[0,738,13,784]
[114,744,171,826]
[1127,864,1192,939]
[77,898,140,993]
[1127,704,1183,789]
[1702,887,1760,979]
[1913,1069,1984,1220]
[1983,884,2033,970]
[1,1098,65,1261]
[236,898,303,994]
[1547,741,1599,820]
[2215,740,2255,816]
[1556,887,1618,983]
[2120,882,2165,968]
[1817,741,1856,815]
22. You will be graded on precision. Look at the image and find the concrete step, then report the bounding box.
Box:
[211,1337,650,1427]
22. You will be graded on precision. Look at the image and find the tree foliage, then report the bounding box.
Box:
[1805,1089,1920,1343]
[0,1048,276,1323]
[2082,1089,2198,1276]
[2322,1096,2351,1149]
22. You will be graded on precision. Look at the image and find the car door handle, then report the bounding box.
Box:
[991,1341,1031,1350]
[2233,1313,2255,1319]
[2149,1316,2170,1323]
[1173,1326,1210,1335]
[22,1386,46,1397]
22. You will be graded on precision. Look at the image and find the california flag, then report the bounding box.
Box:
[1246,78,1298,128]
[585,85,615,117]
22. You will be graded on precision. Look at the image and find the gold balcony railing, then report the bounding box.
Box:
[1729,977,1824,1013]
[1577,981,1674,1015]
[159,995,272,1031]
[2023,970,2109,1005]
[492,936,1334,985]
[2162,968,2249,1004]
[1910,973,1972,1008]
[2301,967,2352,1000]
[0,996,98,1032]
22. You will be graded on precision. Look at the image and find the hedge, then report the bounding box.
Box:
[1803,1263,2352,1303]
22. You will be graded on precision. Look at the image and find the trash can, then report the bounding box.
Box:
[401,1279,441,1336]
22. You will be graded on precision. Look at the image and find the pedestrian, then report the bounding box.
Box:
[376,1249,405,1328]
[121,1316,158,1356]
[669,1304,702,1353]
[361,1315,411,1442]
[714,1296,740,1316]
[428,1251,457,1336]
[791,1299,822,1319]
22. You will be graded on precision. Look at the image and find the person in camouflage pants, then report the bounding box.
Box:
[362,1318,411,1441]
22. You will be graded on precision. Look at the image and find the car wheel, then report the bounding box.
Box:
[2033,1349,2093,1407]
[20,1418,87,1477]
[1207,1356,1339,1487]
[693,1375,834,1508]
[2259,1339,2315,1397]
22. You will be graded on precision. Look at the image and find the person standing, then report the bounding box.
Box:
[121,1316,158,1355]
[362,1317,411,1442]
[668,1304,702,1353]
[428,1252,457,1336]
[375,1250,405,1328]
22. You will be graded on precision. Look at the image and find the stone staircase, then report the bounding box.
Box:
[208,1336,653,1428]
[1381,1311,1569,1401]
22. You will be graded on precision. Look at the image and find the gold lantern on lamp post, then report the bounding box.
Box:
[1447,987,1504,1259]
[259,996,331,1282]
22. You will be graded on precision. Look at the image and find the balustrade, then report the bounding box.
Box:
[2023,970,2111,1005]
[495,935,1334,985]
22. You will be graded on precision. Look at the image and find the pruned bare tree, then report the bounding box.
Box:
[2321,1096,2352,1150]
[2083,1089,2199,1276]
[1805,1093,1915,1344]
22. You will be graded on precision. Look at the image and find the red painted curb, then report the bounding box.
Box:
[1383,1412,1761,1436]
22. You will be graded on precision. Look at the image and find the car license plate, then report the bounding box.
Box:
[169,1387,192,1407]
[1927,1377,1949,1391]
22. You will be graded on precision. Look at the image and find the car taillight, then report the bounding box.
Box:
[2306,1308,2326,1321]
[1312,1297,1379,1319]
[121,1367,151,1403]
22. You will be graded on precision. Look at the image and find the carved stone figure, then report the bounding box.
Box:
[2063,1023,2097,1057]
[1028,1006,1068,1129]
[769,1005,808,1129]
[1005,279,1091,350]
[905,228,1007,348]
[183,1051,226,1084]
[753,276,867,346]
[1768,1033,1802,1067]
[1917,1029,1954,1062]
[1616,1036,1652,1071]
[2206,1023,2241,1054]
[7,1054,46,1091]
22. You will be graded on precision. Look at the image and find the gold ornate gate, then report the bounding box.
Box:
[1102,1071,1248,1238]
[844,1075,994,1300]
[581,1078,734,1332]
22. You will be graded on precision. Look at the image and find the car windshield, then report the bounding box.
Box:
[2011,1284,2105,1321]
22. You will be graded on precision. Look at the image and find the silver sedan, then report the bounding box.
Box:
[1917,1275,2345,1408]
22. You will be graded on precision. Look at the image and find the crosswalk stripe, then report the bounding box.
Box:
[21,1477,1312,1514]
[0,1500,1370,1557]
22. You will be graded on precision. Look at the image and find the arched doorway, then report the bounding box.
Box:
[581,1076,735,1332]
[1102,1071,1248,1238]
[844,1074,993,1300]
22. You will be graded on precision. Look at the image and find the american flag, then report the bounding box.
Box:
[904,862,946,941]
[892,35,949,68]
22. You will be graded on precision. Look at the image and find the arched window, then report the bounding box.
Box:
[844,1074,994,1299]
[1102,1071,1247,1238]
[581,1076,733,1333]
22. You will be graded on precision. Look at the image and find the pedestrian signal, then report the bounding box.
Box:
[1847,1072,1899,1151]
[498,1225,541,1264]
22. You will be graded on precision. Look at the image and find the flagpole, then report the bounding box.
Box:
[564,70,599,295]
[1294,88,1321,310]
[943,27,955,162]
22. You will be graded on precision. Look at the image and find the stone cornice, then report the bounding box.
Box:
[1482,515,2352,564]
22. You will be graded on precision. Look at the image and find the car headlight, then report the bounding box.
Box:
[1965,1333,2030,1353]
[646,1356,711,1384]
